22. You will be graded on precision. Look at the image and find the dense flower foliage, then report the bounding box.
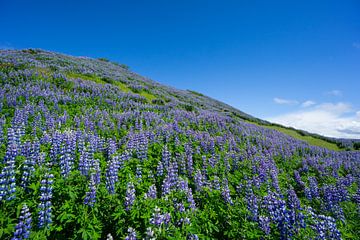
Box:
[0,49,359,239]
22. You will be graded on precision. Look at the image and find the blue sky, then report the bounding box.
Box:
[1,0,360,138]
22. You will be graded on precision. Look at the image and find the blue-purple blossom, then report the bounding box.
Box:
[150,206,163,226]
[221,179,233,205]
[194,170,203,191]
[145,184,157,199]
[258,215,270,235]
[145,227,155,240]
[307,207,341,240]
[12,204,32,240]
[84,173,97,206]
[125,227,137,240]
[1,143,17,201]
[309,177,320,199]
[125,182,136,211]
[38,173,54,228]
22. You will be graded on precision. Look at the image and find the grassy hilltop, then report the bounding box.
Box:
[0,49,359,239]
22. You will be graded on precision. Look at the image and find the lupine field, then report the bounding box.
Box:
[0,49,359,240]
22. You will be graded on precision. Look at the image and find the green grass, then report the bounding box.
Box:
[65,72,157,102]
[113,81,131,92]
[66,72,107,84]
[268,125,340,151]
[139,91,156,101]
[248,121,341,151]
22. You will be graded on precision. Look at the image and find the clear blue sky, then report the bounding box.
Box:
[1,0,360,138]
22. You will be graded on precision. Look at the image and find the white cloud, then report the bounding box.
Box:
[326,90,342,97]
[267,102,360,139]
[301,100,316,108]
[273,97,298,105]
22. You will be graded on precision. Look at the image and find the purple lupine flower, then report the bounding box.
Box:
[137,133,148,161]
[354,187,360,215]
[150,206,171,227]
[270,169,280,193]
[12,204,32,240]
[84,173,97,207]
[304,187,312,201]
[201,155,208,177]
[79,146,91,176]
[246,186,259,221]
[59,137,74,178]
[162,145,171,169]
[145,184,157,199]
[263,191,290,238]
[1,143,17,201]
[177,153,186,175]
[186,187,197,210]
[187,234,199,240]
[194,170,203,191]
[175,202,185,213]
[145,227,155,240]
[105,162,116,194]
[168,161,178,188]
[307,207,341,240]
[223,154,231,172]
[0,172,6,201]
[163,213,171,225]
[177,178,188,191]
[20,146,36,189]
[287,189,306,233]
[183,217,191,225]
[161,177,171,196]
[258,216,270,235]
[106,138,117,159]
[156,161,164,177]
[208,155,217,168]
[293,170,305,188]
[125,182,136,211]
[38,173,54,228]
[31,140,41,166]
[49,132,62,164]
[186,154,194,178]
[136,165,142,183]
[105,156,120,194]
[222,179,233,205]
[321,184,345,222]
[309,177,319,199]
[0,117,5,146]
[125,227,137,240]
[150,206,163,226]
[92,159,101,185]
[212,176,220,190]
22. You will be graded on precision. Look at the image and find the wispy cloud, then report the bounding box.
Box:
[353,42,360,49]
[267,102,360,139]
[273,97,298,105]
[301,100,316,108]
[326,90,342,97]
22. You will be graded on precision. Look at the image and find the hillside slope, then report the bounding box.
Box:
[0,49,349,150]
[0,49,359,239]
